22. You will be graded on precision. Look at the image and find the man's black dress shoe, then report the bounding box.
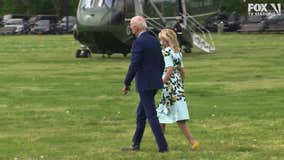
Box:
[159,148,169,153]
[121,145,140,152]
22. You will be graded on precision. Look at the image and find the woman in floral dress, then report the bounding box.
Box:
[156,29,199,150]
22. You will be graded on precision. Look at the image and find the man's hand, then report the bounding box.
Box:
[122,86,130,95]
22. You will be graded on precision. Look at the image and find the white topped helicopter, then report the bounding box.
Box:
[73,0,222,57]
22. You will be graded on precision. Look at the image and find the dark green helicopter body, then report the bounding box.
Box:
[74,0,131,55]
[74,0,222,57]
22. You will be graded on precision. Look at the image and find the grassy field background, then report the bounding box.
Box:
[0,34,283,160]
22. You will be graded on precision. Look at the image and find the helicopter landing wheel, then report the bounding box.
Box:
[181,46,191,54]
[123,53,127,57]
[75,49,91,58]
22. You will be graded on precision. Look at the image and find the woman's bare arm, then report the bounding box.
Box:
[179,68,185,80]
[163,67,174,83]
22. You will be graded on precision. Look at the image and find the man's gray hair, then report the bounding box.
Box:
[131,16,147,30]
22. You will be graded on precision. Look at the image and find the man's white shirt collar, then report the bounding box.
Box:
[137,31,146,38]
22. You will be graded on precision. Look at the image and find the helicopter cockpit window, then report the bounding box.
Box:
[81,0,115,8]
[81,0,94,8]
[104,0,113,8]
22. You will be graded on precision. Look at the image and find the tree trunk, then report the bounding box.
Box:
[52,0,68,18]
[21,0,33,15]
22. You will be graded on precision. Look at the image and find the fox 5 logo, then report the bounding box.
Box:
[248,3,281,16]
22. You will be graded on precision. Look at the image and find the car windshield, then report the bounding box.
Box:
[62,17,76,22]
[36,20,50,26]
[81,0,115,8]
[3,15,12,20]
[248,15,265,23]
[266,14,284,20]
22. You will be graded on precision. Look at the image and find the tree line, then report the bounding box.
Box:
[221,0,284,13]
[0,0,283,18]
[0,0,79,18]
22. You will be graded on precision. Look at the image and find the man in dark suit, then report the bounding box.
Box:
[122,16,168,152]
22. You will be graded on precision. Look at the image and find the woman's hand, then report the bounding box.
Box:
[163,78,168,84]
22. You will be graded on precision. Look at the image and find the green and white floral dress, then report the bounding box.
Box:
[157,47,190,123]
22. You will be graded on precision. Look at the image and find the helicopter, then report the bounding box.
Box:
[73,0,222,58]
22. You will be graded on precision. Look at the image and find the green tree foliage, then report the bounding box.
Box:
[221,0,284,13]
[52,0,69,18]
[1,0,283,17]
[0,0,26,14]
[0,0,79,16]
[21,0,33,15]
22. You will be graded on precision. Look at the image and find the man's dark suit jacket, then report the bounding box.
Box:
[124,32,165,92]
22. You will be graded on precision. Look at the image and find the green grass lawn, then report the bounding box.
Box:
[0,34,283,160]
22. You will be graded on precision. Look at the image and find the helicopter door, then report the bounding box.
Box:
[111,0,125,24]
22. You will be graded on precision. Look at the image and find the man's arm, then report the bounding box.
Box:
[160,51,165,75]
[123,40,143,89]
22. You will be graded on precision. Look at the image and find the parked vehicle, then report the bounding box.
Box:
[203,12,228,32]
[4,18,29,34]
[2,14,30,25]
[203,12,241,32]
[263,13,284,32]
[57,16,76,33]
[29,15,58,28]
[226,12,242,31]
[237,15,267,33]
[30,20,56,34]
[0,27,16,35]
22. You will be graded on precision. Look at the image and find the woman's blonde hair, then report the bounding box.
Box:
[158,29,180,52]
